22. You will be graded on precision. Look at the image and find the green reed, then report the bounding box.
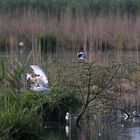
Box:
[0,0,140,16]
[0,91,43,140]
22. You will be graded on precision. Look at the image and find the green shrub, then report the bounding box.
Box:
[0,91,43,140]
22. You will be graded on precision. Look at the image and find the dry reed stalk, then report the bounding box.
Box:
[31,35,42,65]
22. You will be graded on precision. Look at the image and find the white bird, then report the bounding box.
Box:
[30,65,48,86]
[77,51,86,60]
[19,42,24,46]
[26,65,49,91]
[65,112,71,137]
[65,112,70,121]
[123,112,129,120]
[98,133,101,136]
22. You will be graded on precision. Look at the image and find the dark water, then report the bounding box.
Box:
[1,49,140,64]
[42,116,140,140]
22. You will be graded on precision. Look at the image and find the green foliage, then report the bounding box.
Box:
[0,88,82,139]
[46,87,82,113]
[0,91,42,140]
[0,0,140,15]
[0,60,25,93]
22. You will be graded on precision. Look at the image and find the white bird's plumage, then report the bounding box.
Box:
[30,65,48,80]
[30,65,48,86]
[65,112,70,121]
[27,65,49,91]
[31,85,49,92]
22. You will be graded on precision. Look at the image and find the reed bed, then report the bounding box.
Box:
[1,12,140,66]
[0,12,140,54]
[0,0,140,61]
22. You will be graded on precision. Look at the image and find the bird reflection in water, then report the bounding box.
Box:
[65,112,71,139]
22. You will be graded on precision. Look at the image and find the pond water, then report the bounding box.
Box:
[1,49,140,64]
[1,50,140,140]
[40,49,140,64]
[42,117,140,140]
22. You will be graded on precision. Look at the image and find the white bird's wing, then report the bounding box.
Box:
[30,65,46,77]
[30,65,48,82]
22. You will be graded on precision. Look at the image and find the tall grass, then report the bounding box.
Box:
[0,91,43,140]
